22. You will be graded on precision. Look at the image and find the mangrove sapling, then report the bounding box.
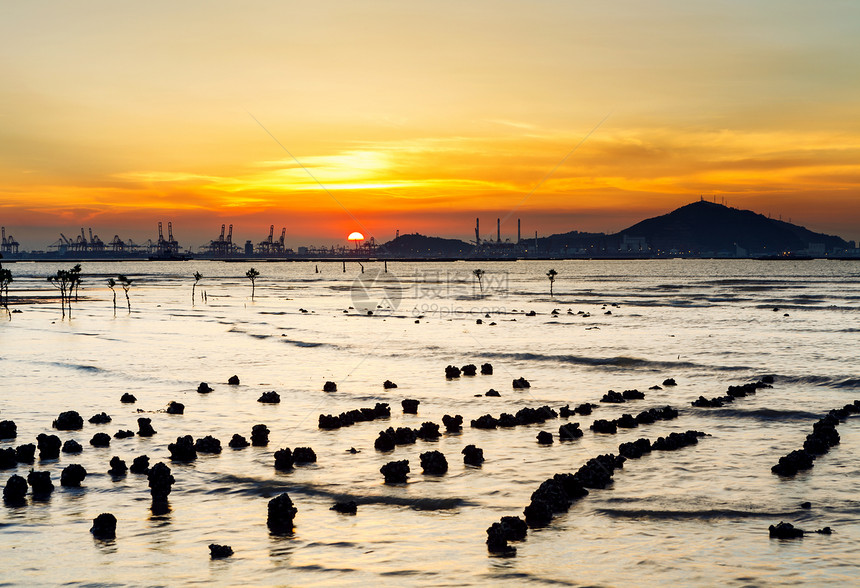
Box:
[473,269,485,298]
[246,268,259,301]
[118,275,133,313]
[192,271,202,305]
[107,278,117,316]
[547,268,557,298]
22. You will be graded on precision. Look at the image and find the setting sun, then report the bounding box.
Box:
[347,232,365,241]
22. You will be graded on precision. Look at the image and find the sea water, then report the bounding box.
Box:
[0,259,858,587]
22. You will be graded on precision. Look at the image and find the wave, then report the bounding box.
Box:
[212,474,472,510]
[597,508,795,521]
[280,338,329,348]
[48,362,105,373]
[473,351,749,373]
[694,408,821,421]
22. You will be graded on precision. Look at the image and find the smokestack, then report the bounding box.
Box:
[475,218,480,245]
[497,218,500,243]
[517,219,521,243]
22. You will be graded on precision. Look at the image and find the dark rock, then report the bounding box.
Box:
[0,448,16,469]
[498,413,518,427]
[62,439,83,454]
[374,403,391,418]
[442,414,463,432]
[649,385,662,390]
[274,448,293,470]
[331,501,357,514]
[622,389,645,400]
[195,435,222,454]
[445,365,461,378]
[15,443,35,463]
[114,429,134,439]
[197,382,213,393]
[615,414,638,429]
[619,438,652,459]
[485,389,500,397]
[462,444,484,466]
[416,422,441,440]
[512,377,530,389]
[88,413,112,424]
[169,435,197,461]
[470,414,498,429]
[60,464,87,487]
[37,433,61,460]
[27,470,54,495]
[129,455,150,474]
[251,424,270,446]
[228,434,249,448]
[772,449,814,476]
[120,393,137,403]
[486,522,517,555]
[383,380,398,389]
[258,391,280,404]
[476,319,483,324]
[800,501,812,509]
[401,399,420,414]
[590,419,617,434]
[147,462,175,500]
[559,405,572,418]
[525,310,536,317]
[318,414,342,429]
[0,420,17,439]
[393,427,417,445]
[381,459,410,483]
[90,433,111,447]
[769,521,804,539]
[761,375,775,384]
[53,411,84,431]
[461,364,477,376]
[109,456,127,476]
[652,431,706,451]
[292,447,317,464]
[323,381,337,392]
[499,516,528,541]
[523,498,553,528]
[815,527,832,535]
[3,474,28,503]
[166,401,184,415]
[137,417,156,437]
[600,390,625,403]
[481,363,493,375]
[209,544,233,558]
[227,375,240,386]
[663,378,677,386]
[559,423,583,440]
[574,403,596,416]
[374,429,395,451]
[420,451,448,474]
[91,513,117,540]
[267,492,298,532]
[536,431,553,445]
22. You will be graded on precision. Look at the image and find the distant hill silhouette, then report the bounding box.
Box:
[376,201,849,257]
[377,233,473,257]
[613,200,848,254]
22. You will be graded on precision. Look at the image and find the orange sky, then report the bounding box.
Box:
[2,1,859,249]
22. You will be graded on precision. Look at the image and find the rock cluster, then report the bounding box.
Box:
[209,544,233,558]
[323,381,337,392]
[91,513,117,539]
[4,474,28,504]
[137,418,156,437]
[319,403,391,429]
[442,414,463,432]
[401,399,420,414]
[590,406,679,434]
[60,464,87,487]
[88,413,112,424]
[166,402,185,415]
[195,435,222,454]
[512,377,530,389]
[228,434,249,448]
[0,420,17,439]
[600,389,645,403]
[470,406,558,430]
[692,379,773,407]
[772,401,859,476]
[62,439,83,454]
[419,450,448,474]
[462,444,484,466]
[251,424,269,446]
[37,433,61,460]
[90,433,111,447]
[169,435,197,461]
[267,492,298,533]
[197,382,213,393]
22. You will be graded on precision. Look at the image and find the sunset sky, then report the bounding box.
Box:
[2,1,859,249]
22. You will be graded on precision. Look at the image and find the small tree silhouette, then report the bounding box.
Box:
[192,271,202,305]
[0,267,12,318]
[547,268,557,297]
[107,278,117,316]
[48,267,75,318]
[473,269,485,297]
[246,267,260,301]
[69,264,82,302]
[118,275,133,313]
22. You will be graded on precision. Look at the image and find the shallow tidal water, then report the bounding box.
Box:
[1,259,859,587]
